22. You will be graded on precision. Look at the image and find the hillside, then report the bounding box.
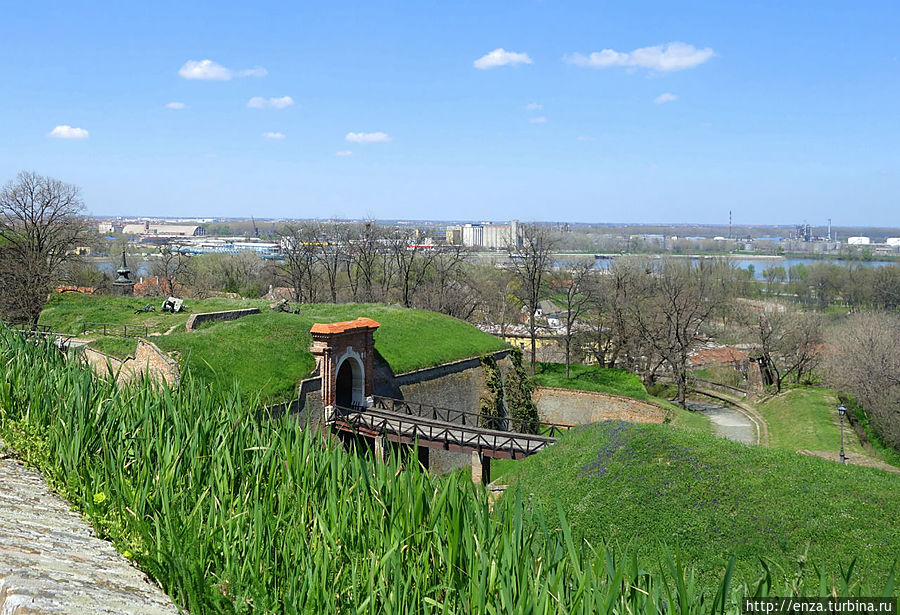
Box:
[40,294,507,402]
[504,421,900,589]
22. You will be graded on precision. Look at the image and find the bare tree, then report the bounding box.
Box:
[741,307,823,392]
[506,225,556,372]
[316,222,350,303]
[348,222,380,302]
[426,244,470,315]
[391,229,434,308]
[279,222,321,302]
[0,171,87,325]
[151,246,193,296]
[551,260,595,378]
[630,259,727,408]
[828,312,900,451]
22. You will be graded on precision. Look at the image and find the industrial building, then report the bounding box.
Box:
[446,220,521,250]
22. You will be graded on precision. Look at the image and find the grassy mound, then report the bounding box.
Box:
[759,387,863,453]
[504,421,900,589]
[42,295,506,402]
[39,293,267,335]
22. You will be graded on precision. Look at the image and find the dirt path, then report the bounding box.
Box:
[797,449,900,473]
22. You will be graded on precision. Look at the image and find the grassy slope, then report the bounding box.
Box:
[759,387,865,454]
[39,293,268,335]
[88,336,138,359]
[505,421,900,589]
[493,365,712,482]
[44,296,507,402]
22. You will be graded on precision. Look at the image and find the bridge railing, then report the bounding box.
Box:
[333,405,558,457]
[82,322,149,338]
[370,395,573,438]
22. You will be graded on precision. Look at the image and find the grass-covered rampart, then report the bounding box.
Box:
[41,294,507,402]
[504,420,900,591]
[0,331,894,613]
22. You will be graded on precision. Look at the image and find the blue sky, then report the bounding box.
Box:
[1,1,898,225]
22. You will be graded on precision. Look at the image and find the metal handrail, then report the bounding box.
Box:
[82,322,149,338]
[333,405,556,456]
[371,395,573,438]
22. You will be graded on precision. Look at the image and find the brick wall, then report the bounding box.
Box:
[80,339,180,387]
[533,387,668,425]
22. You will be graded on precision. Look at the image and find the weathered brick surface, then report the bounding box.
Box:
[80,340,179,387]
[0,441,179,614]
[533,387,668,425]
[184,308,260,332]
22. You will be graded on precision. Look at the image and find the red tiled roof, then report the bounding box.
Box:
[310,317,381,335]
[688,346,748,367]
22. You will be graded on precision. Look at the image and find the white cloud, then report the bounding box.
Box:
[247,96,294,109]
[565,42,714,72]
[335,150,353,157]
[474,48,533,69]
[577,135,596,142]
[345,131,391,144]
[525,102,542,111]
[654,92,678,104]
[263,132,286,140]
[165,102,186,109]
[528,116,548,124]
[178,59,268,80]
[48,125,89,139]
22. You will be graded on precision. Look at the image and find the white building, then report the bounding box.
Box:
[847,236,871,245]
[886,238,900,247]
[446,220,521,250]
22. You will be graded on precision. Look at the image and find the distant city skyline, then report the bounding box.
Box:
[2,1,898,225]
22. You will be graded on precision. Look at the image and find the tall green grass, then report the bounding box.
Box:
[0,330,893,613]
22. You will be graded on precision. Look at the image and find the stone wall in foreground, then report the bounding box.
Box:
[0,439,179,614]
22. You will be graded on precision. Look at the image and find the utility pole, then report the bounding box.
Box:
[728,210,732,240]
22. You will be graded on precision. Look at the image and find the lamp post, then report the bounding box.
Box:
[838,404,847,464]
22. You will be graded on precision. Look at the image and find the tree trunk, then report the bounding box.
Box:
[565,335,571,378]
[529,312,536,373]
[676,371,687,409]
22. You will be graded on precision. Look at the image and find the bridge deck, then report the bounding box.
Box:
[332,405,558,459]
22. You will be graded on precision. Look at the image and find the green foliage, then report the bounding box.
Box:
[839,393,900,468]
[478,354,504,429]
[0,332,894,612]
[506,347,540,434]
[504,421,900,592]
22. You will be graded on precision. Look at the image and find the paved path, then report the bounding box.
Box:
[0,441,179,615]
[687,400,757,445]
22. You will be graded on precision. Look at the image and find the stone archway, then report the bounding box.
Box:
[310,317,380,419]
[335,354,364,408]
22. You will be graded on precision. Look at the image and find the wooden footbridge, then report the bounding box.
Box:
[331,395,572,483]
